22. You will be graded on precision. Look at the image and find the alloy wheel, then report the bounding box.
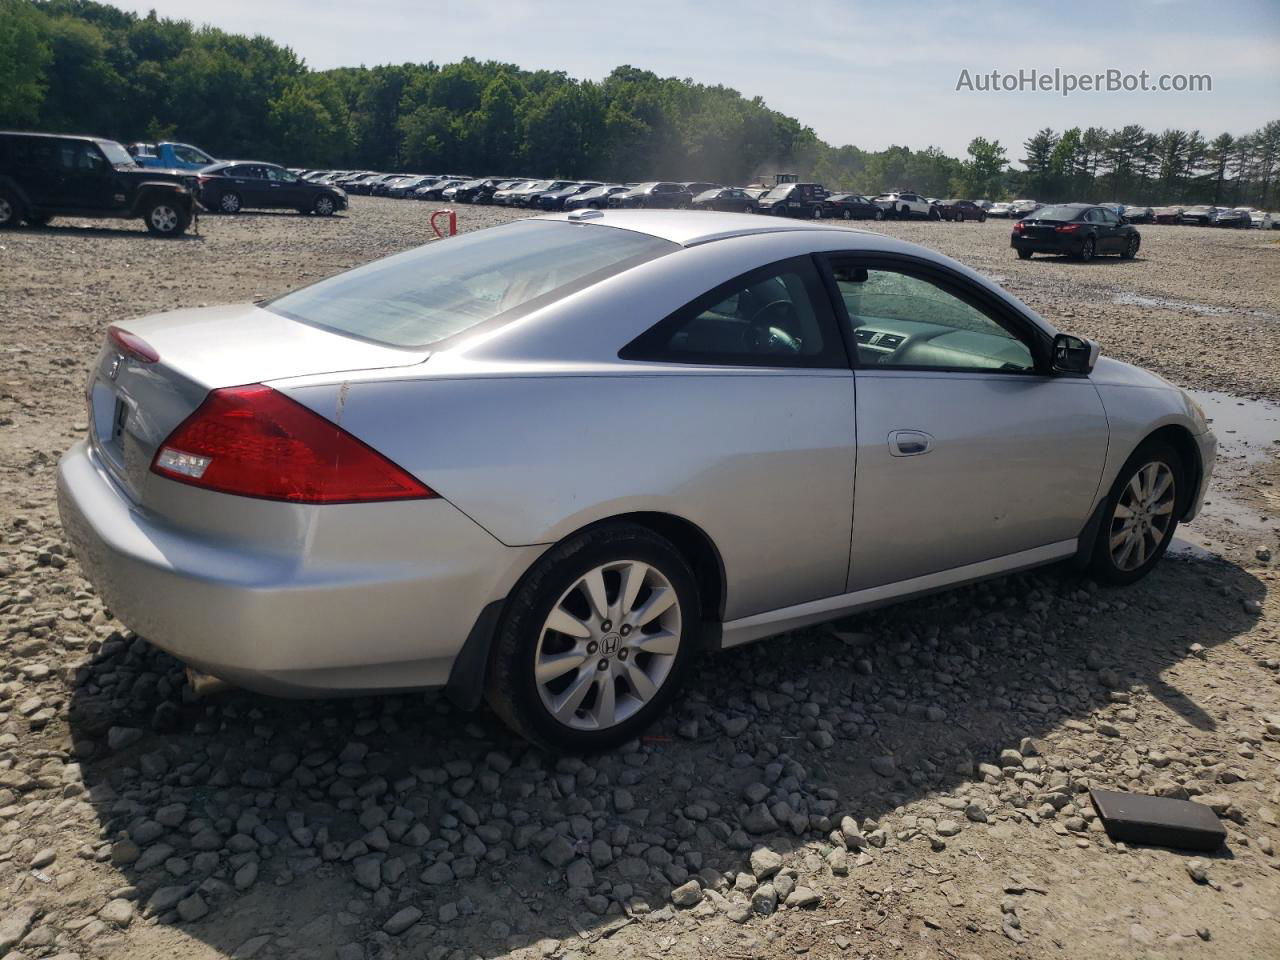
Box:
[1109,461,1176,571]
[315,196,335,215]
[533,560,682,731]
[0,197,13,225]
[149,205,178,233]
[220,193,241,213]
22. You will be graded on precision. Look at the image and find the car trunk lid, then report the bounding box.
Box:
[87,303,428,504]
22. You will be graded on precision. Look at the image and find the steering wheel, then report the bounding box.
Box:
[744,299,803,353]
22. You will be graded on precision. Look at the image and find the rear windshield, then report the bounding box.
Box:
[267,220,677,349]
[1029,205,1083,220]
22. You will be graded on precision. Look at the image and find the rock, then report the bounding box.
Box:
[750,847,782,879]
[234,862,258,891]
[155,803,187,828]
[751,883,777,915]
[566,859,594,888]
[420,861,454,884]
[30,847,56,869]
[870,756,896,777]
[541,836,576,868]
[785,886,820,908]
[353,855,382,891]
[99,899,134,928]
[177,893,209,922]
[742,804,778,834]
[827,847,848,876]
[0,902,39,952]
[964,802,988,823]
[107,726,143,751]
[382,906,422,935]
[111,839,141,865]
[671,880,703,908]
[1186,858,1210,884]
[937,820,961,837]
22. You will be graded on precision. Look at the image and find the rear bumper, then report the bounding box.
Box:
[1011,235,1080,254]
[57,440,542,696]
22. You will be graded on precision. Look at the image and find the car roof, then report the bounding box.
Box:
[532,209,888,248]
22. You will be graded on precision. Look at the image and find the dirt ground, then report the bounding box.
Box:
[0,200,1278,960]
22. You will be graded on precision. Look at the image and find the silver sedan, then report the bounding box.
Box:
[57,211,1216,750]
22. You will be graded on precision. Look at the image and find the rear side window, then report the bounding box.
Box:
[268,220,677,349]
[620,256,846,368]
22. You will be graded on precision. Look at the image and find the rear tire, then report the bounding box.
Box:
[0,189,22,228]
[841,208,852,220]
[218,191,242,214]
[144,199,189,237]
[979,212,987,223]
[1077,236,1096,261]
[25,213,51,227]
[1088,440,1184,586]
[1017,249,1032,259]
[485,523,700,752]
[873,208,884,221]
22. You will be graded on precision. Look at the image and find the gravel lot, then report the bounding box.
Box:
[0,199,1277,960]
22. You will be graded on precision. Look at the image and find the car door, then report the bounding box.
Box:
[619,255,855,617]
[8,136,61,208]
[1095,208,1123,250]
[820,254,1109,591]
[263,165,305,208]
[58,141,114,210]
[234,165,270,207]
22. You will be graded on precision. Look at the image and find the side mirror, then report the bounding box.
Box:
[1053,333,1100,375]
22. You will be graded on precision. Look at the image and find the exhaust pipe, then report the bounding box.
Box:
[185,666,230,698]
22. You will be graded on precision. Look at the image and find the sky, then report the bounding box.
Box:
[112,0,1280,162]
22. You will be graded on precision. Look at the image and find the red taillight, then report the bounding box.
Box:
[150,385,435,504]
[1012,221,1024,233]
[1055,223,1080,233]
[108,325,159,363]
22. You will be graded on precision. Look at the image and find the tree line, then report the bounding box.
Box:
[2,0,1276,207]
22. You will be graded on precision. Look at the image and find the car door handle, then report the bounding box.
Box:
[888,430,934,456]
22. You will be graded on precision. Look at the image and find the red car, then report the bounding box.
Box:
[936,199,987,222]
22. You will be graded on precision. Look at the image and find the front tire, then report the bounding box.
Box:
[1088,441,1183,585]
[313,194,336,216]
[1121,235,1140,259]
[486,524,700,752]
[219,191,242,214]
[873,208,884,221]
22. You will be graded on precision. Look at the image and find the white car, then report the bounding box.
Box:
[872,192,936,220]
[1248,209,1275,229]
[987,202,1013,218]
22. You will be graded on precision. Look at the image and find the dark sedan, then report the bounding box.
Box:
[1209,207,1251,228]
[450,178,501,203]
[1011,203,1140,261]
[1121,205,1154,224]
[529,181,598,210]
[936,198,986,222]
[690,187,758,213]
[1179,205,1219,225]
[819,194,882,220]
[608,182,694,209]
[1153,206,1184,224]
[196,162,346,215]
[413,179,463,201]
[564,185,630,210]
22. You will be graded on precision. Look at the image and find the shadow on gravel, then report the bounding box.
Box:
[16,224,204,241]
[66,556,1264,959]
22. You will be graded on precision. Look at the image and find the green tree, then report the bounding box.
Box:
[1021,127,1058,198]
[0,0,53,125]
[953,137,1007,199]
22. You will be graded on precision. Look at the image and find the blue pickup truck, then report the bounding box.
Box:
[128,142,216,171]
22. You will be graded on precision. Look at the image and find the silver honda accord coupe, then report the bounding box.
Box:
[58,210,1216,749]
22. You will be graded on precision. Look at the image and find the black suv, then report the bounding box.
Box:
[0,131,199,236]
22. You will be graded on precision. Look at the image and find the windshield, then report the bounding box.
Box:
[268,221,677,349]
[99,140,135,166]
[763,185,794,199]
